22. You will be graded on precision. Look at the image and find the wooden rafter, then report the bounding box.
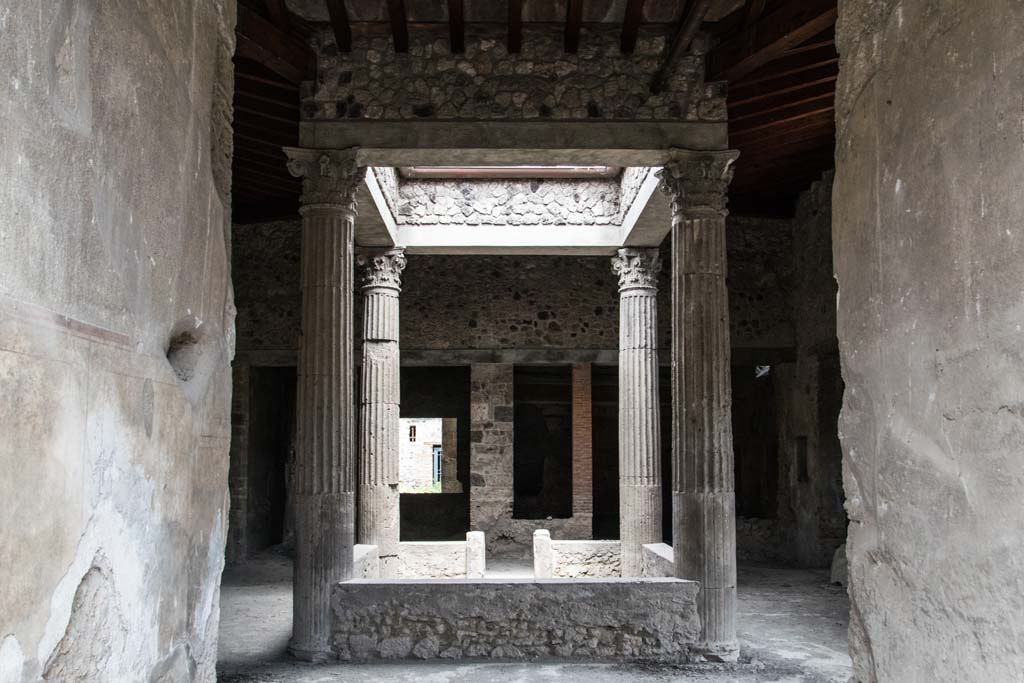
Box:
[324,0,352,52]
[235,6,312,83]
[447,0,465,53]
[508,0,523,53]
[621,0,646,53]
[387,0,409,53]
[565,0,584,53]
[263,0,290,29]
[649,0,713,94]
[708,0,837,82]
[745,0,767,26]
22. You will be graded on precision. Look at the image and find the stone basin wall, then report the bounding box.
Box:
[331,578,700,662]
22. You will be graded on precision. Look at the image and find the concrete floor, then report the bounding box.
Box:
[217,550,851,682]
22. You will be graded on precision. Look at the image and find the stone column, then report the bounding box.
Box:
[283,147,364,661]
[661,149,741,662]
[357,247,406,578]
[611,248,663,577]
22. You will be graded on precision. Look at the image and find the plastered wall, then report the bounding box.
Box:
[0,1,236,680]
[834,1,1024,679]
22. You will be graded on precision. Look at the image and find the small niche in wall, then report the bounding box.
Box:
[796,436,810,483]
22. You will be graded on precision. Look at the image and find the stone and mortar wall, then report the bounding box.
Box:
[307,27,724,122]
[772,172,846,569]
[332,578,700,661]
[0,2,236,681]
[551,540,621,578]
[470,364,590,557]
[834,2,1024,680]
[233,219,792,355]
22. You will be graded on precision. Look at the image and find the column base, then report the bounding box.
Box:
[691,641,740,663]
[288,643,335,663]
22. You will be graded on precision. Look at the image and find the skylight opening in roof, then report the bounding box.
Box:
[400,166,621,179]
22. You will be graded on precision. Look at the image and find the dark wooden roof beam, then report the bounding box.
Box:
[708,0,837,82]
[508,0,523,53]
[565,0,584,53]
[447,0,465,53]
[650,0,714,94]
[324,0,353,52]
[387,0,409,53]
[235,6,312,83]
[263,0,290,29]
[620,0,646,53]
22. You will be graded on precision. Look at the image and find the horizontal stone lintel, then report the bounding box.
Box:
[300,120,729,167]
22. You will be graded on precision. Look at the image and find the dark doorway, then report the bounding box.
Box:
[732,365,779,519]
[246,366,296,553]
[513,365,573,520]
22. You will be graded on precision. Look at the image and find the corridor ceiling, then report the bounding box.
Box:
[231,0,838,222]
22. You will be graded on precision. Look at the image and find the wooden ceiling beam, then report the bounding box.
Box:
[731,108,834,142]
[650,0,714,94]
[730,44,837,88]
[324,0,352,52]
[620,0,646,54]
[728,61,837,104]
[508,0,523,53]
[708,0,837,82]
[729,81,836,121]
[745,0,768,26]
[235,6,312,83]
[447,0,465,53]
[263,0,290,29]
[565,0,584,53]
[387,0,409,53]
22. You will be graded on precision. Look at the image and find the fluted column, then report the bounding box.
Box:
[662,149,741,662]
[357,248,406,578]
[612,248,662,577]
[283,147,364,661]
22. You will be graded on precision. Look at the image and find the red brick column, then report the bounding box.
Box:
[571,363,594,537]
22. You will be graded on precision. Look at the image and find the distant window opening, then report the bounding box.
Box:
[432,446,443,485]
[513,365,573,520]
[400,418,457,494]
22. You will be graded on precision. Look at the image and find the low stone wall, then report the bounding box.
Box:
[641,543,674,578]
[551,540,621,578]
[399,541,467,578]
[332,578,700,662]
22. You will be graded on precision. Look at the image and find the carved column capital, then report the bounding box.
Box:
[284,146,365,214]
[612,248,662,292]
[659,149,740,217]
[358,248,407,291]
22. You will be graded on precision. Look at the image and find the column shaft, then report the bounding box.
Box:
[663,149,740,662]
[612,249,662,577]
[284,147,364,661]
[358,249,406,578]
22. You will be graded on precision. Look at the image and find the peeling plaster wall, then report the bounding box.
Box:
[0,1,236,681]
[834,1,1024,680]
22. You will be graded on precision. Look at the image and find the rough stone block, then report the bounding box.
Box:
[465,531,486,578]
[533,530,553,578]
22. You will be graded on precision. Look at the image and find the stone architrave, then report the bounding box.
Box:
[283,146,365,661]
[661,148,741,662]
[357,247,406,579]
[611,248,663,577]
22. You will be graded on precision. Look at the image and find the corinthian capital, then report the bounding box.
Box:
[358,248,407,291]
[659,149,740,216]
[283,147,365,213]
[612,248,662,292]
